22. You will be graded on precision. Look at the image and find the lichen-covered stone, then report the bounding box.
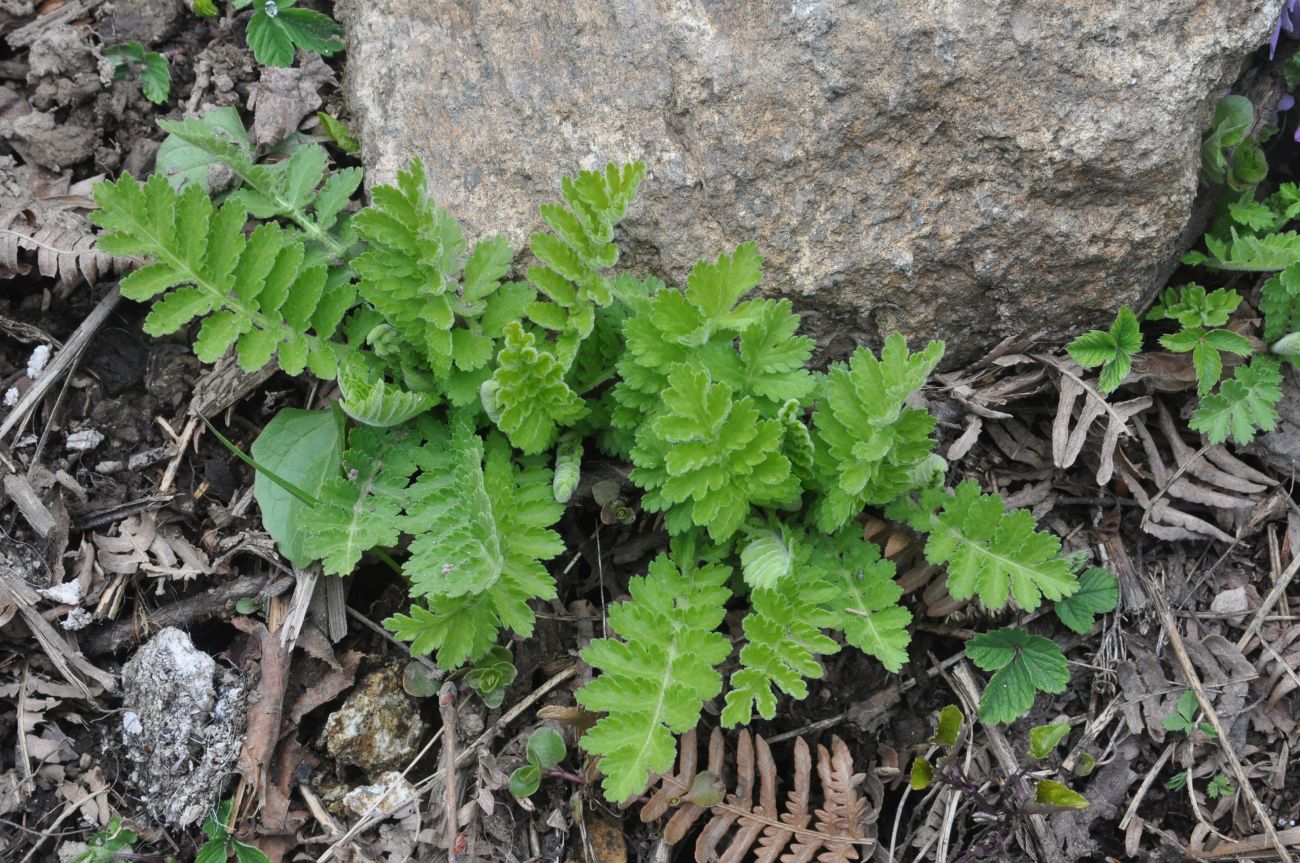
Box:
[321,666,425,776]
[338,0,1276,364]
[119,627,245,826]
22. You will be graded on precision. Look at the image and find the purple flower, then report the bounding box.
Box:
[1272,0,1300,59]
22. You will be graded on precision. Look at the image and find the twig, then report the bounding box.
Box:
[1118,743,1173,831]
[0,563,115,696]
[1237,549,1300,653]
[949,662,1056,862]
[0,286,120,441]
[85,572,273,655]
[1145,575,1293,863]
[438,681,459,852]
[156,416,198,494]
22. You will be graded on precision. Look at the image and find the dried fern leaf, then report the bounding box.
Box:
[1154,403,1274,494]
[1132,413,1256,512]
[1116,463,1234,544]
[642,729,874,863]
[0,208,134,288]
[1046,365,1152,486]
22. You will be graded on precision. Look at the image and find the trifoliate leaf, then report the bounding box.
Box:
[1066,307,1140,394]
[965,628,1070,724]
[246,0,343,67]
[1053,567,1118,634]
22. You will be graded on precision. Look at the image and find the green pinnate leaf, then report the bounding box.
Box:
[630,362,796,542]
[90,172,351,375]
[812,334,945,531]
[723,560,839,727]
[965,628,1070,725]
[387,418,563,667]
[527,162,644,334]
[900,481,1077,612]
[817,529,911,672]
[307,424,420,575]
[483,322,587,455]
[577,549,732,802]
[1053,567,1118,634]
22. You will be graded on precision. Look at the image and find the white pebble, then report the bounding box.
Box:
[66,429,105,452]
[26,344,50,380]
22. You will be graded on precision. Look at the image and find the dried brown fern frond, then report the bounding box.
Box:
[640,727,876,863]
[0,207,136,289]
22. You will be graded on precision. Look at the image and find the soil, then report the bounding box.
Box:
[0,4,1299,863]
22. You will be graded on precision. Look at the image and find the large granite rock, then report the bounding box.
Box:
[338,0,1277,364]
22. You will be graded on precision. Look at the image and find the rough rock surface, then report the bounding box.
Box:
[321,665,425,776]
[119,627,246,826]
[339,0,1277,363]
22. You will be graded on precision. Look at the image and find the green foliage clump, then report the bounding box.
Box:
[100,145,1100,808]
[812,334,945,531]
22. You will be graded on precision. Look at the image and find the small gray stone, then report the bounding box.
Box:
[119,628,246,826]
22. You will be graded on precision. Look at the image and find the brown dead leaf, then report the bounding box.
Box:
[249,55,337,146]
[288,648,362,726]
[94,512,210,587]
[231,616,291,816]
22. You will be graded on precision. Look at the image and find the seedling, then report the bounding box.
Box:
[196,799,270,863]
[508,727,568,797]
[911,707,1087,863]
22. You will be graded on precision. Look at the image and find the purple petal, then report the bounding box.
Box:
[1281,94,1295,112]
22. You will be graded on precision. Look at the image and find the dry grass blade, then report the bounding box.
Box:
[0,208,134,289]
[641,728,875,863]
